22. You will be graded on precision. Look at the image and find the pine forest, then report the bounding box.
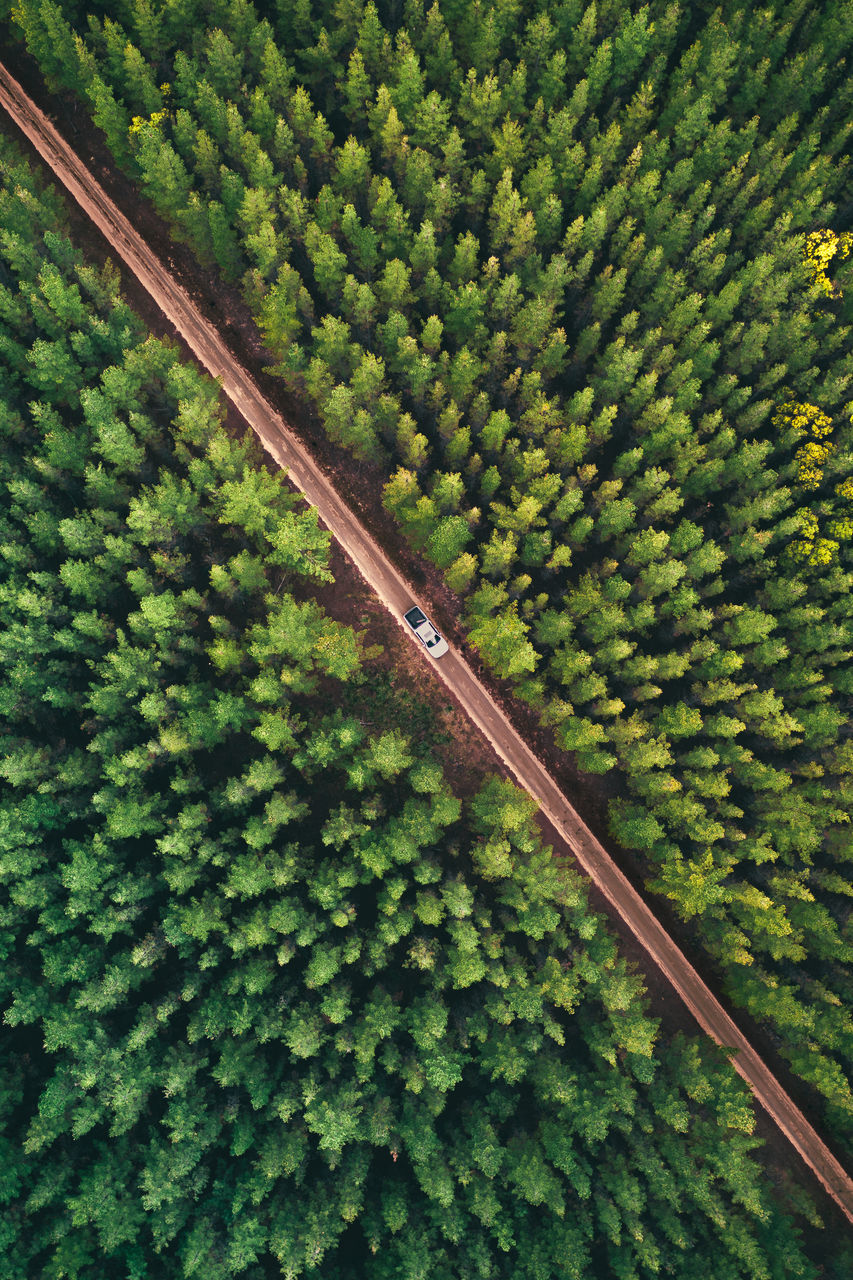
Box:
[1,0,853,1276]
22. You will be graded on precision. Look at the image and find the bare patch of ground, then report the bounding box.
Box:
[312,538,509,798]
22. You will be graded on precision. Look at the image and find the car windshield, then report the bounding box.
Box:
[426,634,439,646]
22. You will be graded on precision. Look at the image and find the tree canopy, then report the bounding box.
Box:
[0,130,843,1278]
[13,0,853,1140]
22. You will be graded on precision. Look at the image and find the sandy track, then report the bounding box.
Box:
[2,56,853,1224]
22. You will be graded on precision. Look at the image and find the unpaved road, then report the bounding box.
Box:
[2,57,853,1224]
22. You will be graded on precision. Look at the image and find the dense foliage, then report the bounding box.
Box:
[0,124,828,1276]
[8,0,853,1139]
[0,132,843,1279]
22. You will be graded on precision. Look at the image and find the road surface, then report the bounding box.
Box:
[2,56,853,1224]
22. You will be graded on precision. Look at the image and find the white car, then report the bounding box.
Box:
[404,605,449,658]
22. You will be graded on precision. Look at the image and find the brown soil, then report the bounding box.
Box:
[313,537,510,797]
[2,41,850,1240]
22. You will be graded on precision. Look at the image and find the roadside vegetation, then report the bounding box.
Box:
[1,129,849,1278]
[6,0,853,1144]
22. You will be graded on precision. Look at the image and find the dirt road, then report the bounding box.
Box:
[2,57,853,1224]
